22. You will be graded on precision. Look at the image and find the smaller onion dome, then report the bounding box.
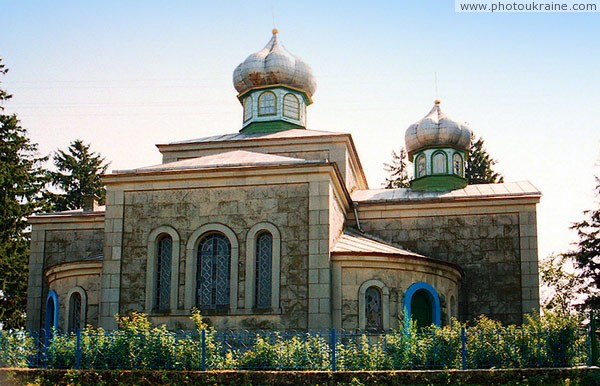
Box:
[405,101,472,158]
[233,29,317,99]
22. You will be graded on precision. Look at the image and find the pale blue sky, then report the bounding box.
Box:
[1,1,599,259]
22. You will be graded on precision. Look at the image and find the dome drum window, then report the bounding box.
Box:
[258,92,277,116]
[416,154,427,178]
[432,151,448,175]
[243,96,253,122]
[453,153,464,176]
[283,93,300,120]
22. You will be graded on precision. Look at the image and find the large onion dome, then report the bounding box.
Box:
[405,100,472,159]
[233,29,317,99]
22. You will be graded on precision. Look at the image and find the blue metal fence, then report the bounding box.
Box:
[0,327,591,370]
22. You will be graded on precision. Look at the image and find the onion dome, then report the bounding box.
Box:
[233,29,317,99]
[405,100,472,159]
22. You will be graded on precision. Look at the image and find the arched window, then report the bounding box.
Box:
[258,91,276,116]
[432,151,447,174]
[197,233,231,309]
[283,93,300,120]
[243,96,253,122]
[68,292,82,332]
[365,286,383,331]
[453,153,463,176]
[156,235,173,311]
[255,232,273,308]
[416,154,427,178]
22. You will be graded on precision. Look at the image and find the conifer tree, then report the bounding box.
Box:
[465,134,504,184]
[565,175,600,311]
[0,58,48,329]
[383,147,410,189]
[48,140,110,211]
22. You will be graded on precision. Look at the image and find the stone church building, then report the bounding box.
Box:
[26,30,541,333]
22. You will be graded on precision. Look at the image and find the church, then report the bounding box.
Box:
[26,30,541,332]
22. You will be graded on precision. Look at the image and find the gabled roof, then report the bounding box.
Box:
[166,128,347,145]
[352,181,541,203]
[331,230,424,258]
[113,150,322,174]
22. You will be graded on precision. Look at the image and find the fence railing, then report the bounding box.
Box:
[0,326,592,370]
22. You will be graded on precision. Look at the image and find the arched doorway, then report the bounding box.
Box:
[403,282,441,329]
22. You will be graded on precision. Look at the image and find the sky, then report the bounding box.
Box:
[0,1,599,260]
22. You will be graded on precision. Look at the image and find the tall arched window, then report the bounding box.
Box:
[453,153,463,176]
[68,292,82,332]
[156,235,173,311]
[258,91,276,116]
[416,154,426,178]
[432,151,447,174]
[243,96,253,122]
[255,232,273,308]
[365,286,383,331]
[197,233,231,309]
[283,93,300,120]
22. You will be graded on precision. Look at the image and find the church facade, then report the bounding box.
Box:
[26,30,541,332]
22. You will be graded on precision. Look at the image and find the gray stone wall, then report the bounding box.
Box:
[356,213,523,324]
[44,229,104,268]
[120,183,309,329]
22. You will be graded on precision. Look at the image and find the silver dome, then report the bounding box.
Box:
[233,29,317,98]
[405,101,472,158]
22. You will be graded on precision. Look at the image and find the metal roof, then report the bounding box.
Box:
[167,128,347,145]
[331,229,424,257]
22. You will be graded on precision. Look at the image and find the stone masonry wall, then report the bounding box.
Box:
[356,213,523,324]
[44,229,104,268]
[120,183,309,329]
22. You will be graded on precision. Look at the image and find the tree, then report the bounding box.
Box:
[383,147,410,189]
[539,253,584,315]
[0,58,48,329]
[47,139,109,211]
[465,134,504,184]
[564,175,600,311]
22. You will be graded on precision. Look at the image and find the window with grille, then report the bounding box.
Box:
[416,154,427,178]
[365,286,383,331]
[258,92,276,116]
[453,153,463,176]
[283,93,300,120]
[68,292,83,332]
[255,232,272,308]
[156,235,172,311]
[197,233,231,309]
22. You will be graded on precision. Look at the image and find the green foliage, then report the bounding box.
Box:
[564,175,600,311]
[383,147,410,189]
[0,312,590,372]
[465,134,504,185]
[47,139,109,211]
[0,329,35,367]
[0,58,49,330]
[540,254,584,315]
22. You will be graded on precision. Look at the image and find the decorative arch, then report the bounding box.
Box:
[358,279,390,330]
[403,282,441,329]
[431,151,448,174]
[283,93,300,120]
[146,226,181,313]
[258,91,277,116]
[45,290,59,332]
[185,223,239,311]
[245,222,281,311]
[66,286,87,332]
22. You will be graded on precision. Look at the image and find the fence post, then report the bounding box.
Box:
[201,329,207,371]
[331,329,337,372]
[591,309,598,366]
[75,330,81,369]
[461,327,467,370]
